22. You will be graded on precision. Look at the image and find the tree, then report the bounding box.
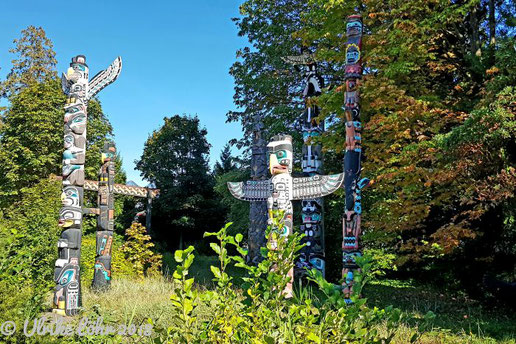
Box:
[230,0,516,288]
[0,27,123,209]
[0,79,65,204]
[0,177,61,323]
[136,115,224,250]
[214,143,237,176]
[0,26,57,98]
[228,0,314,150]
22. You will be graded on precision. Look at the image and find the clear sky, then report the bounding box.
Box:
[0,0,246,185]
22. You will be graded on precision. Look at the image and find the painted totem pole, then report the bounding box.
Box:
[53,55,121,316]
[228,134,344,296]
[342,15,370,304]
[248,114,269,264]
[283,52,326,277]
[92,142,116,289]
[83,147,159,290]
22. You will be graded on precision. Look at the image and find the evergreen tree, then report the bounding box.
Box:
[0,27,124,210]
[136,115,224,250]
[0,26,57,98]
[214,143,237,176]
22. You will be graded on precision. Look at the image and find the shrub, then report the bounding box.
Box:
[153,220,413,343]
[121,222,162,277]
[80,232,137,284]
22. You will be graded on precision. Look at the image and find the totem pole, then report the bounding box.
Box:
[228,134,344,296]
[342,15,370,304]
[248,114,269,264]
[54,55,121,316]
[283,51,326,277]
[92,142,116,289]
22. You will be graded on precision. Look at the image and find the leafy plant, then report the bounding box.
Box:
[120,222,162,277]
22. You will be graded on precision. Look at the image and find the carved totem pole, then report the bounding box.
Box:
[54,55,122,316]
[228,134,344,296]
[248,114,269,264]
[91,142,116,289]
[342,15,370,304]
[283,52,326,277]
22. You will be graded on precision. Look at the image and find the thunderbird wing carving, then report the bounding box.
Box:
[227,180,271,201]
[292,173,344,200]
[282,52,315,65]
[87,56,122,99]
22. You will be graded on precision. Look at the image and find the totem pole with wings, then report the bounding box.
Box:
[228,134,344,296]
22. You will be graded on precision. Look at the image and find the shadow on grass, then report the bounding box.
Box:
[364,279,516,341]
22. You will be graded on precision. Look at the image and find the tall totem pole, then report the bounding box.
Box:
[248,114,269,264]
[54,55,122,316]
[91,142,116,289]
[342,15,369,304]
[228,135,344,297]
[283,52,326,278]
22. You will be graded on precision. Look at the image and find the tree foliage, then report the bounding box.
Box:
[230,0,516,288]
[0,26,57,98]
[0,177,61,323]
[214,143,237,176]
[121,222,162,277]
[0,79,65,204]
[136,115,225,250]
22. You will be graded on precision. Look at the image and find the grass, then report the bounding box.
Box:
[39,255,516,343]
[81,276,178,330]
[365,279,516,343]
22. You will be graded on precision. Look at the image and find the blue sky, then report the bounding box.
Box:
[0,0,246,185]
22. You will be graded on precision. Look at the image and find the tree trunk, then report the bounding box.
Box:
[488,0,496,66]
[470,6,481,57]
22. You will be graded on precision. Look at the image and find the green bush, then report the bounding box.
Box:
[120,222,162,277]
[0,177,61,343]
[152,221,417,343]
[81,232,137,284]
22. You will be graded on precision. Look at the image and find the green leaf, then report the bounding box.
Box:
[174,250,184,263]
[184,278,194,292]
[210,265,222,279]
[210,242,221,255]
[184,252,195,270]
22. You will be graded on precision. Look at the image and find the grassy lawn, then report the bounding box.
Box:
[39,255,515,343]
[365,280,516,343]
[162,254,516,343]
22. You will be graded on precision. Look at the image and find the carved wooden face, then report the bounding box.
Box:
[346,17,362,37]
[101,141,116,163]
[267,136,293,175]
[59,207,82,227]
[65,113,87,135]
[61,186,81,208]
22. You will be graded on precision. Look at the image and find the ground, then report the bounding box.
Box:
[41,255,515,343]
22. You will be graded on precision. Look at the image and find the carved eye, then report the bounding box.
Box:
[72,115,85,123]
[277,150,286,159]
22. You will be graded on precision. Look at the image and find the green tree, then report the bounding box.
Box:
[0,26,57,98]
[0,79,65,203]
[214,169,250,236]
[214,143,237,176]
[136,115,224,250]
[121,222,162,277]
[228,0,315,149]
[230,0,516,288]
